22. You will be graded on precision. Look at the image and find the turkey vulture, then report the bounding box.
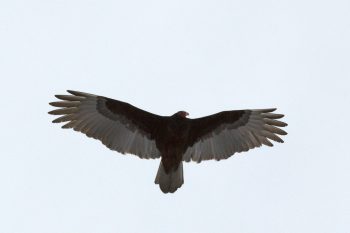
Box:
[49,90,287,193]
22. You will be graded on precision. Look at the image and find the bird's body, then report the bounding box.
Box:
[153,114,190,192]
[49,90,288,193]
[159,114,189,167]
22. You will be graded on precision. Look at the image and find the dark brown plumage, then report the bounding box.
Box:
[49,90,288,193]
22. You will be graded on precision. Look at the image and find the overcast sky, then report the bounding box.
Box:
[0,0,349,232]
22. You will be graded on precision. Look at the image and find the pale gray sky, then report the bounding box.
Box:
[0,0,349,232]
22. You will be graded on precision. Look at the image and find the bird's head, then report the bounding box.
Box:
[175,111,189,118]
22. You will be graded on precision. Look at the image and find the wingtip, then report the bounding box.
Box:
[66,90,78,95]
[67,90,95,97]
[48,102,56,107]
[266,108,277,112]
[254,108,277,113]
[54,94,65,99]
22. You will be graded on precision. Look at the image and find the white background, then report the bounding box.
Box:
[1,0,349,232]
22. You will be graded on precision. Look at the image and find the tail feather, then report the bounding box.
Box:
[155,161,184,193]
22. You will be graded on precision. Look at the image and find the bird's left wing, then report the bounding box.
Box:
[183,108,287,163]
[49,90,164,159]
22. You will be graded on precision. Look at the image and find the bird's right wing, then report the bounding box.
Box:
[49,90,165,159]
[183,109,287,163]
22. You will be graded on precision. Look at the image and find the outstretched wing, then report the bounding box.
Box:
[183,109,287,162]
[49,90,164,159]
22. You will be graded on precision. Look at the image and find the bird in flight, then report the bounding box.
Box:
[49,90,287,193]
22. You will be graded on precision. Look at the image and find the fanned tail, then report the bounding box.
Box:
[155,161,184,193]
